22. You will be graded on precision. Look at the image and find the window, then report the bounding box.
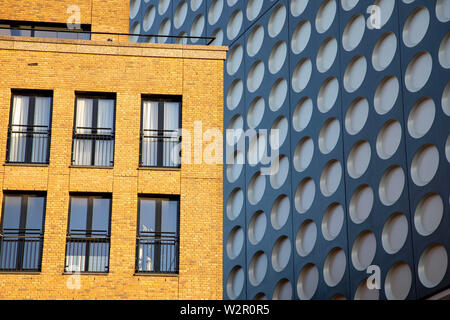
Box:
[136,196,179,274]
[72,94,116,167]
[7,91,52,164]
[0,193,46,272]
[0,20,91,40]
[65,195,111,273]
[140,97,181,168]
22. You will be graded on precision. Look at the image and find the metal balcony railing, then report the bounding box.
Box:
[65,229,110,273]
[7,124,51,164]
[72,126,115,166]
[135,231,179,274]
[0,228,44,272]
[140,129,181,168]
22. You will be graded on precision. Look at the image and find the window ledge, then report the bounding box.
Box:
[3,163,49,167]
[69,165,114,169]
[138,167,181,171]
[133,272,179,277]
[0,271,41,275]
[62,272,109,276]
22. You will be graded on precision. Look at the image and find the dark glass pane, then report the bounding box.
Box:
[34,30,58,38]
[139,199,156,233]
[57,30,79,39]
[2,196,22,230]
[161,200,178,234]
[92,198,110,234]
[0,25,11,36]
[69,198,88,233]
[25,196,45,232]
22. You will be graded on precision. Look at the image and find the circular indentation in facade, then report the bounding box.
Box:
[273,278,293,300]
[227,226,244,259]
[157,18,171,43]
[190,14,205,43]
[227,188,244,221]
[272,236,291,272]
[373,0,395,29]
[439,31,450,69]
[322,203,344,241]
[248,132,266,166]
[317,37,338,73]
[411,144,439,187]
[268,4,286,38]
[271,195,290,230]
[436,0,450,22]
[292,58,312,93]
[373,32,397,71]
[403,6,430,48]
[408,97,435,139]
[227,0,238,7]
[248,210,267,245]
[227,44,243,75]
[247,25,264,57]
[190,0,203,12]
[294,136,314,173]
[349,184,374,224]
[354,278,379,300]
[414,193,444,237]
[320,160,342,197]
[291,0,309,17]
[227,266,244,299]
[342,14,365,51]
[443,81,450,116]
[130,0,141,19]
[347,140,371,179]
[377,120,402,160]
[249,251,268,286]
[143,5,156,31]
[316,0,336,34]
[247,60,265,93]
[270,116,288,150]
[418,244,448,288]
[297,264,319,300]
[405,51,433,93]
[317,77,339,113]
[295,178,316,214]
[130,21,141,43]
[341,0,359,11]
[247,0,264,21]
[174,1,188,29]
[382,213,408,254]
[248,171,266,205]
[385,262,412,300]
[344,55,367,93]
[269,78,288,111]
[379,166,405,206]
[374,75,399,115]
[345,97,369,135]
[331,293,347,300]
[226,151,243,183]
[253,293,267,300]
[227,114,243,146]
[293,97,313,132]
[210,28,223,45]
[323,248,347,287]
[291,20,311,54]
[319,118,340,154]
[269,41,287,74]
[352,230,376,271]
[296,219,317,257]
[227,9,243,40]
[270,155,289,189]
[158,0,170,15]
[227,79,243,110]
[208,0,223,25]
[247,97,265,129]
[446,134,450,163]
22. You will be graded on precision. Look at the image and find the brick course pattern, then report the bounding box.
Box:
[0,35,226,300]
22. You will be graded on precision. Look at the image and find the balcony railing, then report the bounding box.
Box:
[135,231,179,274]
[65,230,110,273]
[140,129,181,168]
[72,126,115,166]
[0,228,44,272]
[7,124,50,164]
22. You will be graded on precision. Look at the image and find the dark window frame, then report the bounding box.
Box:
[139,95,182,169]
[71,92,117,167]
[6,89,53,165]
[135,194,180,274]
[0,191,47,272]
[0,20,91,40]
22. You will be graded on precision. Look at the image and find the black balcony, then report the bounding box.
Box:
[140,129,181,168]
[7,124,51,164]
[72,126,115,166]
[0,228,44,272]
[135,231,179,274]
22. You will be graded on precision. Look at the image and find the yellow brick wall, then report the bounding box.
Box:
[0,37,226,299]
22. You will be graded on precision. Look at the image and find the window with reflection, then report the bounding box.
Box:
[0,20,91,39]
[0,193,46,271]
[136,196,179,274]
[65,194,111,273]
